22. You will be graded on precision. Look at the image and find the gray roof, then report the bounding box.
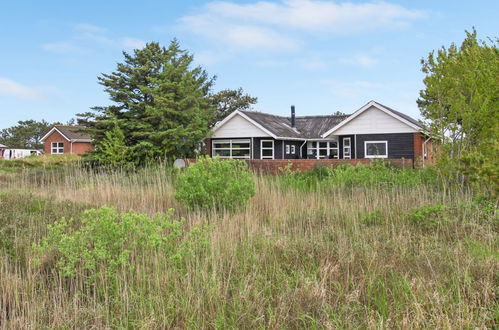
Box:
[0,143,7,149]
[55,126,92,141]
[372,101,422,128]
[241,111,349,139]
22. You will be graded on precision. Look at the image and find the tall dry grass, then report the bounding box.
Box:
[0,165,497,329]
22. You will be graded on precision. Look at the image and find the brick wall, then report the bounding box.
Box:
[184,158,413,174]
[44,131,94,155]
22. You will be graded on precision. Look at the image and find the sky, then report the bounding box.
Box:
[0,0,497,129]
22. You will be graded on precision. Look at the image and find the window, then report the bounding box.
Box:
[291,145,296,154]
[285,144,290,154]
[329,141,338,159]
[343,138,351,159]
[364,141,388,158]
[307,141,338,159]
[51,142,64,154]
[261,140,274,159]
[212,139,251,159]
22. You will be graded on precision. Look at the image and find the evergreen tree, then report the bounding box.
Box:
[78,40,215,163]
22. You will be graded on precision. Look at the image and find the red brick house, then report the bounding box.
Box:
[41,126,94,155]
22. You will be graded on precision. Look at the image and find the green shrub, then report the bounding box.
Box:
[280,162,438,191]
[34,207,210,283]
[406,204,450,230]
[174,156,255,211]
[362,209,384,226]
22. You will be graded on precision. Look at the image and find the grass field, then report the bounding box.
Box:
[0,162,497,329]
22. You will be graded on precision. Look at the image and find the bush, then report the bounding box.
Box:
[34,207,210,283]
[174,157,255,211]
[406,204,450,231]
[280,161,438,191]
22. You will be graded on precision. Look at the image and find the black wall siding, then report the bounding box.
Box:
[339,135,355,159]
[283,140,303,159]
[355,133,414,159]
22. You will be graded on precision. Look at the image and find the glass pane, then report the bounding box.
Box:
[319,149,328,156]
[232,142,250,149]
[262,149,273,157]
[214,150,230,157]
[319,142,327,148]
[366,143,386,156]
[261,141,273,148]
[213,142,230,149]
[329,141,338,148]
[232,149,250,157]
[329,149,338,157]
[52,149,58,153]
[343,138,350,146]
[58,143,64,148]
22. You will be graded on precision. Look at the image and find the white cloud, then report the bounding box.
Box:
[120,37,147,50]
[340,55,378,68]
[41,42,87,54]
[179,0,427,51]
[0,77,51,101]
[42,23,146,54]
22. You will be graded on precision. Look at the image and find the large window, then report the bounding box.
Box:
[212,139,251,159]
[51,142,64,154]
[364,141,388,158]
[260,140,274,159]
[343,138,351,159]
[307,141,338,159]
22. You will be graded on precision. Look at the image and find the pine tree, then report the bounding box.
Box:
[78,40,215,163]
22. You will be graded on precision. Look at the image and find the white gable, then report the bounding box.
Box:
[332,105,418,136]
[212,113,271,138]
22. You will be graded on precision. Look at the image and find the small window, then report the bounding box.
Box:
[285,144,290,154]
[343,137,351,159]
[291,145,296,154]
[261,140,274,159]
[51,142,64,154]
[365,141,388,158]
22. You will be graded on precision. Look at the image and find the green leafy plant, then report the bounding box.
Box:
[34,207,210,283]
[174,156,255,211]
[406,204,450,231]
[362,209,384,226]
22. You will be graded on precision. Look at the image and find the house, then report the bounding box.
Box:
[41,125,94,155]
[0,143,7,159]
[209,100,432,162]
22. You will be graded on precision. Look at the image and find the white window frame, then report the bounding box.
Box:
[343,137,351,159]
[212,139,251,159]
[285,144,290,155]
[260,140,274,159]
[364,141,388,158]
[306,141,339,159]
[51,142,64,154]
[291,145,296,154]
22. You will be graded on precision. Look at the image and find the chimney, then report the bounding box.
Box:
[291,105,296,128]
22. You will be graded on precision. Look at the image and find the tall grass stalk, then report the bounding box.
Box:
[0,164,497,328]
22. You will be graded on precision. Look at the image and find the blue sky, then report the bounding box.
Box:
[0,0,497,129]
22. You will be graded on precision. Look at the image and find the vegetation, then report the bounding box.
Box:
[418,29,499,196]
[0,119,55,149]
[77,40,257,164]
[174,156,255,211]
[0,163,497,328]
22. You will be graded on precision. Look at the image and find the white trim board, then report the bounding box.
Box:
[211,110,276,138]
[40,127,71,142]
[322,101,421,138]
